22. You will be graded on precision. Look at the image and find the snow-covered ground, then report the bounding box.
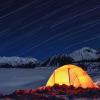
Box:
[0,67,56,94]
[0,67,99,94]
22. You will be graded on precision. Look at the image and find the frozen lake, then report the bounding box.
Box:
[0,67,99,94]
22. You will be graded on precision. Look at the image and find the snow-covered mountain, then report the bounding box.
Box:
[41,47,100,67]
[70,47,100,61]
[0,47,100,68]
[0,57,39,67]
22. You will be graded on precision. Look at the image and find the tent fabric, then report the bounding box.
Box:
[46,64,96,88]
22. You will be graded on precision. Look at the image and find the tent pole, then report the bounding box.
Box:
[68,68,71,86]
[54,71,55,84]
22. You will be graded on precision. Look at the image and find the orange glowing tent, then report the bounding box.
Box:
[46,64,96,88]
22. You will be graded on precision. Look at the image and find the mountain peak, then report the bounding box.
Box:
[0,56,38,66]
[70,47,100,61]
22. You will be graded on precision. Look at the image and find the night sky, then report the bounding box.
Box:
[0,0,100,60]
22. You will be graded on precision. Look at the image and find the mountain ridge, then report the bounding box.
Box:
[41,47,100,68]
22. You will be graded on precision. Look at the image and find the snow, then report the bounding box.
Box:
[0,57,38,66]
[0,47,99,94]
[0,67,56,94]
[0,67,99,94]
[70,47,100,61]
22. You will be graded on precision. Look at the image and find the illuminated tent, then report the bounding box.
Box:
[46,64,96,88]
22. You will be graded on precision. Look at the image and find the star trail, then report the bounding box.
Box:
[0,0,100,60]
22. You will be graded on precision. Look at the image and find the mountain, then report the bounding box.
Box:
[70,47,100,61]
[0,57,39,68]
[41,54,74,67]
[0,47,100,69]
[41,47,100,68]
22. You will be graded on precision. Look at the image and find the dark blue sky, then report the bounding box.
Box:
[0,0,100,60]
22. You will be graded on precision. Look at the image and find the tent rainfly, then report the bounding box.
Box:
[46,64,96,88]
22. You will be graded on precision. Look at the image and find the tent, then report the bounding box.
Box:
[46,64,96,88]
